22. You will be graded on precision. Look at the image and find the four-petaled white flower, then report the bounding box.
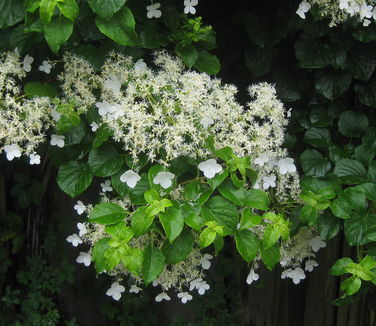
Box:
[277,158,296,175]
[305,259,318,272]
[106,282,125,301]
[29,153,41,165]
[120,170,141,188]
[200,253,213,270]
[184,0,198,15]
[134,58,147,71]
[101,180,113,193]
[254,154,269,167]
[360,3,373,19]
[246,269,260,285]
[4,144,22,161]
[153,171,175,189]
[146,3,162,18]
[38,60,52,74]
[51,108,61,122]
[198,159,222,179]
[282,267,306,285]
[77,222,87,237]
[296,1,311,19]
[95,101,123,121]
[200,116,214,128]
[76,252,91,267]
[177,292,193,304]
[129,285,142,294]
[155,292,171,302]
[189,278,210,295]
[104,75,121,94]
[309,236,326,252]
[23,55,34,72]
[50,134,65,148]
[262,175,276,190]
[90,122,99,132]
[74,201,86,215]
[339,0,349,10]
[66,233,83,247]
[363,19,371,27]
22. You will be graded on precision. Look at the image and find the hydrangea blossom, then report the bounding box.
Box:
[95,101,122,121]
[38,60,52,74]
[51,108,61,122]
[153,172,175,189]
[254,154,269,167]
[262,175,276,190]
[184,0,198,14]
[104,75,121,95]
[190,278,210,295]
[177,292,193,304]
[66,234,83,247]
[198,159,222,178]
[155,292,171,302]
[100,180,113,192]
[120,170,141,188]
[90,122,99,132]
[146,3,162,18]
[246,269,260,285]
[281,267,306,284]
[200,254,213,270]
[200,116,214,128]
[309,236,326,252]
[134,58,147,71]
[76,252,91,266]
[29,153,41,165]
[305,259,319,272]
[129,285,142,294]
[4,144,21,161]
[50,134,65,148]
[277,158,296,175]
[23,55,33,72]
[77,222,87,237]
[106,282,125,301]
[74,201,86,215]
[296,1,311,19]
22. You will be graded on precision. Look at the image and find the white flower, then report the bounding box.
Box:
[277,158,296,175]
[120,170,141,188]
[305,259,318,272]
[50,134,65,148]
[246,269,260,285]
[339,0,349,10]
[279,257,291,267]
[66,234,83,247]
[200,254,213,270]
[95,101,123,120]
[3,144,21,161]
[189,278,204,291]
[296,1,311,19]
[104,75,121,94]
[38,60,52,74]
[177,292,193,304]
[281,268,292,280]
[51,108,61,122]
[153,171,175,189]
[254,154,269,167]
[309,236,326,252]
[200,116,214,128]
[184,0,198,14]
[363,19,371,27]
[129,285,142,294]
[152,280,160,287]
[198,159,222,179]
[134,58,147,71]
[146,3,162,18]
[76,252,91,267]
[101,180,113,192]
[29,153,41,165]
[262,175,276,190]
[197,281,210,295]
[74,201,86,215]
[23,55,34,72]
[155,292,171,302]
[281,267,306,284]
[77,222,87,237]
[360,3,373,19]
[90,122,99,132]
[106,282,125,301]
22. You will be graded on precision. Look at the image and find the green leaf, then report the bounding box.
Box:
[338,111,369,138]
[26,0,40,13]
[318,210,340,240]
[331,257,353,276]
[145,199,173,218]
[128,174,149,205]
[40,0,57,24]
[131,206,154,236]
[159,206,184,243]
[162,228,195,264]
[122,248,143,276]
[369,161,376,183]
[89,202,127,225]
[44,15,74,54]
[0,0,24,28]
[95,6,138,46]
[310,107,333,127]
[235,230,259,262]
[300,205,319,226]
[142,245,165,286]
[344,211,376,246]
[181,203,203,231]
[57,0,79,21]
[354,145,375,167]
[315,71,352,100]
[355,75,376,108]
[334,159,367,185]
[331,198,352,220]
[175,43,198,68]
[349,44,376,81]
[207,169,229,190]
[357,183,376,202]
[111,170,129,197]
[194,50,220,75]
[244,47,277,77]
[88,145,124,177]
[300,149,331,177]
[199,227,217,248]
[24,82,57,98]
[329,146,350,163]
[239,208,262,230]
[92,238,110,273]
[144,189,160,204]
[341,276,361,296]
[342,187,366,211]
[303,127,331,147]
[93,125,113,148]
[57,161,92,197]
[260,243,280,271]
[55,113,80,134]
[87,0,125,18]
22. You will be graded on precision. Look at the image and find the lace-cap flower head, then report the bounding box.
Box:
[29,153,41,165]
[76,252,91,266]
[198,159,222,178]
[177,292,193,304]
[146,3,162,18]
[106,282,125,301]
[50,134,65,148]
[309,236,326,252]
[4,144,21,161]
[120,170,141,188]
[153,172,175,189]
[134,58,147,71]
[23,55,34,72]
[66,234,83,247]
[39,60,52,74]
[246,269,260,285]
[104,75,121,95]
[155,292,171,302]
[296,1,311,19]
[184,0,198,15]
[74,201,86,215]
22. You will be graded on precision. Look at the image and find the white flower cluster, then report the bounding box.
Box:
[297,0,376,26]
